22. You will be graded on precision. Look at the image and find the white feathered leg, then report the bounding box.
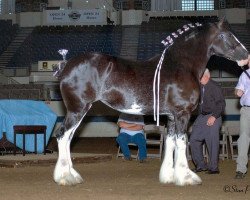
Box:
[159,134,175,184]
[174,135,202,186]
[54,118,84,186]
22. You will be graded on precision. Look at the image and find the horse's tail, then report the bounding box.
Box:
[53,49,68,78]
[53,61,67,78]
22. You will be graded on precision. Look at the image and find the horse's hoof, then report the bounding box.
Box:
[174,169,202,186]
[54,169,84,186]
[55,174,84,186]
[159,167,175,184]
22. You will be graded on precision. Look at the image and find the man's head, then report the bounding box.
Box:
[200,68,210,85]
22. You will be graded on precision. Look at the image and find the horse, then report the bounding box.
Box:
[53,18,249,186]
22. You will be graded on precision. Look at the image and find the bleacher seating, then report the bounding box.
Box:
[0,20,18,55]
[7,25,122,68]
[137,17,189,60]
[0,84,45,100]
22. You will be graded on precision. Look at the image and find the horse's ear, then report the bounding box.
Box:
[217,17,227,29]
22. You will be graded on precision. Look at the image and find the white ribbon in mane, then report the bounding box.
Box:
[153,47,167,126]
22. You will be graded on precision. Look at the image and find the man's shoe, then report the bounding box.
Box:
[192,168,208,173]
[206,170,220,174]
[235,171,246,179]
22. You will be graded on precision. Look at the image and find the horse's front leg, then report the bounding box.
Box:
[159,134,176,183]
[54,112,87,186]
[159,120,175,183]
[174,115,202,186]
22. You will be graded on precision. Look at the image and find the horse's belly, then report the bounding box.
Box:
[101,100,146,115]
[117,102,144,115]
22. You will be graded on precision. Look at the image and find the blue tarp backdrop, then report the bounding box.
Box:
[0,100,57,153]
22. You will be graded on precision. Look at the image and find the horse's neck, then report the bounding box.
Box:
[166,36,211,78]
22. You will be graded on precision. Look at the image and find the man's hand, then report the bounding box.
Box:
[235,89,244,97]
[207,116,216,126]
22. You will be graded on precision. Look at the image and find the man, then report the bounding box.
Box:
[116,113,147,163]
[234,66,250,179]
[190,69,225,174]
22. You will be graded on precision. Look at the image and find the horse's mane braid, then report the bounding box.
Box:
[161,22,202,47]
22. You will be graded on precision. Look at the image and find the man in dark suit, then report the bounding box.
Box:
[190,69,225,174]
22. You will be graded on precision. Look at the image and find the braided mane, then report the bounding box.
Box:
[161,22,203,48]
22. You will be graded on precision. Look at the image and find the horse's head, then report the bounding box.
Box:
[210,18,249,67]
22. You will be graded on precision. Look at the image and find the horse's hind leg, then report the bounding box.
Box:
[54,104,91,186]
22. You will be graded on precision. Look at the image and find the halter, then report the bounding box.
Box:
[153,22,202,126]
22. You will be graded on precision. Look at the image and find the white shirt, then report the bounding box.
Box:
[235,69,250,106]
[118,113,144,136]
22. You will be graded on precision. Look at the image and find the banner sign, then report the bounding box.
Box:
[46,9,105,24]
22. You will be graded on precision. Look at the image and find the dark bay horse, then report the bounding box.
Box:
[54,19,249,186]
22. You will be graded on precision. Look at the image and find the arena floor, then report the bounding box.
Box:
[0,138,249,200]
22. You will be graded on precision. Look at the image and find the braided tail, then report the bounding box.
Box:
[53,49,68,78]
[53,61,66,78]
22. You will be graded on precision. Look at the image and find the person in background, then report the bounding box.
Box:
[116,113,147,163]
[234,64,250,179]
[190,69,225,174]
